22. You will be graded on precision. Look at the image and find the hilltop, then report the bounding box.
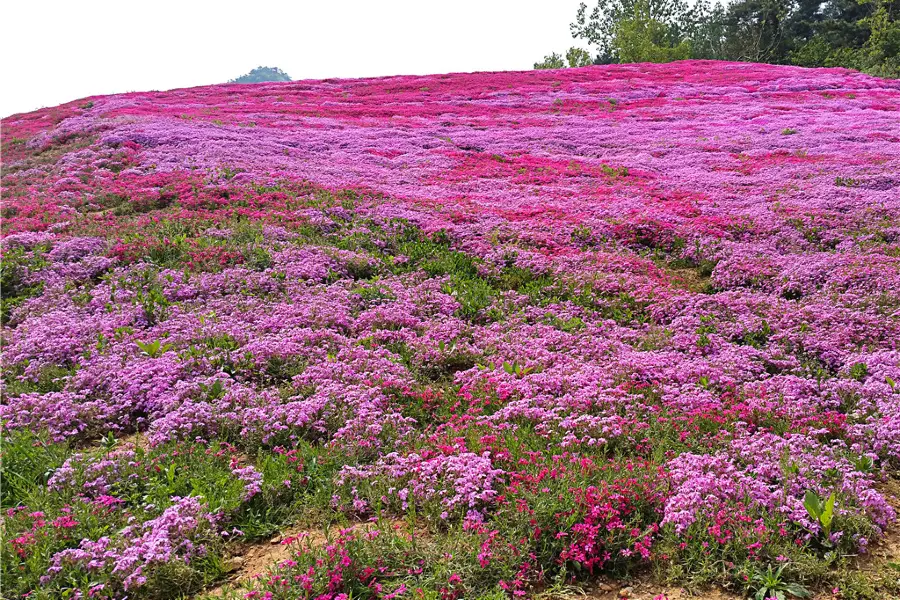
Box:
[2,62,900,600]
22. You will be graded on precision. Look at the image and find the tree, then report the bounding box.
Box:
[534,47,596,69]
[572,0,701,62]
[228,66,292,84]
[567,47,596,66]
[790,0,899,76]
[860,3,900,76]
[534,52,567,69]
[613,1,693,62]
[566,0,899,76]
[680,0,731,59]
[715,0,801,62]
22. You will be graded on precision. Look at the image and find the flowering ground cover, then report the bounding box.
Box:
[2,60,899,600]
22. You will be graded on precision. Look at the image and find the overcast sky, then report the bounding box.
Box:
[1,0,588,118]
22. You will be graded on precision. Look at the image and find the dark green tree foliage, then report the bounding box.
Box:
[228,66,292,84]
[560,0,898,77]
[790,0,899,76]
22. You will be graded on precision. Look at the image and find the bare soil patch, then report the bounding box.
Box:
[205,519,408,597]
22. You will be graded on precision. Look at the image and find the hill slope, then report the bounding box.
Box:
[2,62,900,599]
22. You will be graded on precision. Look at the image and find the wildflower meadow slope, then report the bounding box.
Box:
[2,61,900,599]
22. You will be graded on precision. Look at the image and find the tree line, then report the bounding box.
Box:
[536,0,898,77]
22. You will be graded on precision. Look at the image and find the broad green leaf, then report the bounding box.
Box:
[803,489,822,519]
[821,491,836,528]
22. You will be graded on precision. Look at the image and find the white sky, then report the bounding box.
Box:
[1,0,588,118]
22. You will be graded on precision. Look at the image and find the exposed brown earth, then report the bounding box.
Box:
[205,519,409,597]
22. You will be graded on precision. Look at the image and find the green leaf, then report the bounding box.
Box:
[783,583,811,598]
[803,489,822,519]
[821,491,835,529]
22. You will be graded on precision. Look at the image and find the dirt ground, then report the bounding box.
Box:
[206,520,408,597]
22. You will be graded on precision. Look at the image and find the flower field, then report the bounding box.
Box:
[2,61,899,599]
